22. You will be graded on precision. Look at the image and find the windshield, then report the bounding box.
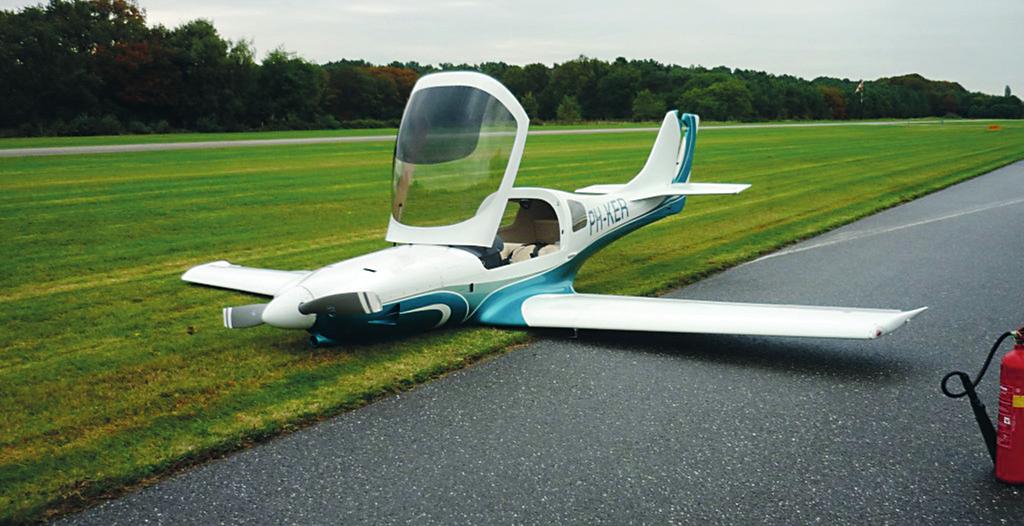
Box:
[392,85,517,227]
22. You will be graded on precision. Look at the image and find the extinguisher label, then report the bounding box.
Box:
[1014,395,1024,408]
[997,385,1013,449]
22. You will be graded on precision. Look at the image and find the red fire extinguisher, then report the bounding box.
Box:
[942,327,1024,484]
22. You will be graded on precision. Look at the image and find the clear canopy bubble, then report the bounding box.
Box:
[391,85,517,227]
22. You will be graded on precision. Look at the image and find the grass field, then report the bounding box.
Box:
[2,122,1023,521]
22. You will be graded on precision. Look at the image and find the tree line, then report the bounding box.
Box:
[2,0,1021,137]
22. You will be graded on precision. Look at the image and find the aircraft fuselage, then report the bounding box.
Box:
[264,188,683,345]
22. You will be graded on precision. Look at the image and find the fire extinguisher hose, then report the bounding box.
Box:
[940,330,1017,463]
[942,331,1016,399]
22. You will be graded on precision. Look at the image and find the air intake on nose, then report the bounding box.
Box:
[298,291,383,316]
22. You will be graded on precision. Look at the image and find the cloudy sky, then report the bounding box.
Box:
[4,0,1021,95]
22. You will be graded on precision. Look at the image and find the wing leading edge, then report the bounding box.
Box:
[521,294,926,339]
[182,260,310,297]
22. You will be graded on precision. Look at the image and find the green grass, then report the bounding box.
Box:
[1,121,1022,522]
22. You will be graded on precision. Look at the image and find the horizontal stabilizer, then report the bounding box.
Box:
[521,294,926,339]
[575,182,750,200]
[182,260,310,297]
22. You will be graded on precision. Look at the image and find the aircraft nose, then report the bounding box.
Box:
[262,286,315,329]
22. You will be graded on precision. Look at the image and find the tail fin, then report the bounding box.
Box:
[624,111,699,193]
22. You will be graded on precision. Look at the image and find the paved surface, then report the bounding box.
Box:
[64,162,1024,524]
[1,119,998,158]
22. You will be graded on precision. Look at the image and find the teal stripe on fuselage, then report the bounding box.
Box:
[472,195,686,327]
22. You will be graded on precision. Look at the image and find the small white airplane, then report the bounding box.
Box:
[183,72,925,346]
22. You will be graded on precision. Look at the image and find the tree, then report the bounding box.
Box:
[323,62,382,121]
[818,86,847,119]
[164,20,234,128]
[631,89,665,121]
[676,79,754,121]
[540,56,599,119]
[257,49,326,126]
[521,63,550,96]
[556,95,582,122]
[367,66,418,119]
[498,64,526,97]
[96,31,181,122]
[223,39,259,128]
[1006,85,1013,97]
[520,92,540,119]
[595,63,639,119]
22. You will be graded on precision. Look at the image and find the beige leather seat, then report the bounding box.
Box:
[536,244,559,256]
[500,242,522,261]
[509,242,560,263]
[509,244,536,263]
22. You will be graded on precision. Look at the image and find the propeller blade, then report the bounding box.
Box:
[223,303,267,329]
[298,291,383,316]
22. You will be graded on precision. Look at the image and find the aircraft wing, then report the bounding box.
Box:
[520,294,926,339]
[182,260,310,297]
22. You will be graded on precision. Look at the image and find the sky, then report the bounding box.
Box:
[3,0,1021,95]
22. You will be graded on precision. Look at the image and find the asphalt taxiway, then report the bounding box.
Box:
[1,119,999,158]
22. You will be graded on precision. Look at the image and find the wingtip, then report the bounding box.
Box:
[182,260,233,282]
[874,306,928,338]
[906,306,928,319]
[894,306,928,327]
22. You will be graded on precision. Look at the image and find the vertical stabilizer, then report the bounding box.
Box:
[624,111,699,193]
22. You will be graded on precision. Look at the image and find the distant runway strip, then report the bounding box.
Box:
[0,119,999,158]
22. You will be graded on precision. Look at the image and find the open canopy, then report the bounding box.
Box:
[385,72,528,247]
